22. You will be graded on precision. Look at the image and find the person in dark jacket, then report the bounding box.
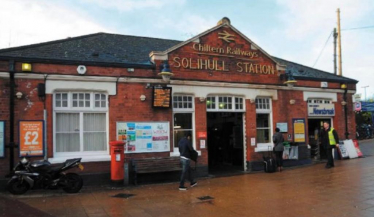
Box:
[273,128,284,172]
[320,122,339,168]
[178,132,197,190]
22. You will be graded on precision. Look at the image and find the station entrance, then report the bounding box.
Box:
[308,118,332,160]
[207,112,244,175]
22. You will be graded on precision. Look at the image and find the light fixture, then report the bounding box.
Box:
[140,95,146,101]
[16,92,23,99]
[158,62,173,83]
[341,84,347,89]
[283,68,297,87]
[22,63,32,72]
[341,101,347,106]
[250,99,255,103]
[199,97,206,102]
[290,99,296,105]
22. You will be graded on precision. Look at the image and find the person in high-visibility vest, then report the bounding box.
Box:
[320,122,339,168]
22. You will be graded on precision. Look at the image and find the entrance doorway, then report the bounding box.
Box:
[308,118,331,160]
[207,112,244,175]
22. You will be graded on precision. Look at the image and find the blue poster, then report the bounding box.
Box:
[0,121,4,158]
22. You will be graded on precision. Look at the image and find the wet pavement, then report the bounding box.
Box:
[1,139,374,217]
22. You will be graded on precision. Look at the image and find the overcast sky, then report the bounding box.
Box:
[0,0,373,99]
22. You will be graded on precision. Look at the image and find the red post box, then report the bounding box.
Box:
[109,141,126,181]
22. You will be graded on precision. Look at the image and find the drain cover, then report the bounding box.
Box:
[197,196,214,201]
[112,193,135,198]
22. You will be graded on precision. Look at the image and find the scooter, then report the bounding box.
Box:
[7,157,84,195]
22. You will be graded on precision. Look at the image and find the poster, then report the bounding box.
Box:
[117,122,170,153]
[0,121,4,158]
[337,140,349,159]
[19,120,44,157]
[293,118,306,143]
[276,122,288,133]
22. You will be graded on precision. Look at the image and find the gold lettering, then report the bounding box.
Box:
[173,57,181,68]
[192,43,198,51]
[181,58,189,68]
[222,61,229,71]
[189,58,197,69]
[200,59,207,70]
[208,60,215,70]
[243,62,250,73]
[262,65,268,74]
[237,62,243,72]
[249,64,255,73]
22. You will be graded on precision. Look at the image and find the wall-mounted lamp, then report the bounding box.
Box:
[199,97,206,102]
[158,61,174,83]
[290,99,296,105]
[250,99,255,103]
[341,101,347,106]
[16,92,23,99]
[283,67,297,87]
[22,63,32,72]
[140,95,146,101]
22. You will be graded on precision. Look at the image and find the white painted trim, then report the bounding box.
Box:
[46,80,116,95]
[303,91,337,102]
[48,155,110,164]
[171,85,278,100]
[1,72,356,94]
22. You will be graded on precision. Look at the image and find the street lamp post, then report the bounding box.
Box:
[341,84,349,139]
[362,86,369,102]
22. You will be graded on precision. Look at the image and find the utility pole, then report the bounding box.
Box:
[362,86,369,102]
[333,28,337,75]
[337,8,343,76]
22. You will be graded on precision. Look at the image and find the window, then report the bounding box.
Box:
[173,95,193,110]
[255,97,272,147]
[256,114,270,143]
[207,96,245,111]
[307,99,332,104]
[54,92,107,156]
[173,95,194,149]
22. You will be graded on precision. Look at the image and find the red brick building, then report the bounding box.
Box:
[0,18,357,181]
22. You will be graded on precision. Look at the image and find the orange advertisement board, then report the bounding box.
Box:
[19,121,44,157]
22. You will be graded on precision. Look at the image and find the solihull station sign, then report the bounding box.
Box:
[171,31,276,75]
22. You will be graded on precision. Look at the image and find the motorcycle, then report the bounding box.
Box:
[7,157,84,195]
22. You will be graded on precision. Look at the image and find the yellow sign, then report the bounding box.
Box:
[218,30,235,42]
[293,119,306,143]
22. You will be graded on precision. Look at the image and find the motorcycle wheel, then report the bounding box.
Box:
[7,178,30,195]
[62,173,83,193]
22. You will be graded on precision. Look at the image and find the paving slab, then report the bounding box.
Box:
[0,139,373,217]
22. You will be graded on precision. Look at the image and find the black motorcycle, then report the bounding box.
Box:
[7,157,84,195]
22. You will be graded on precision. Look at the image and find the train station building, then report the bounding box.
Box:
[0,18,357,181]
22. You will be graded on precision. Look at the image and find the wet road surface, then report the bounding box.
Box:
[1,139,374,217]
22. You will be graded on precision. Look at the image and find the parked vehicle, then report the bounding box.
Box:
[7,157,84,195]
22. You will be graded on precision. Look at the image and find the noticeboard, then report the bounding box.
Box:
[19,120,45,157]
[0,121,5,158]
[152,86,172,108]
[116,122,170,153]
[292,118,306,143]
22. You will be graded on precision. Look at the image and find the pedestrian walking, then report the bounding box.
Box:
[178,132,197,190]
[320,122,339,168]
[272,128,284,172]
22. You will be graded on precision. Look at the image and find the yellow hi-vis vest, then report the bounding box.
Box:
[328,128,337,145]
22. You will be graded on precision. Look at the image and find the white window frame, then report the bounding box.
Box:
[171,94,196,156]
[206,95,245,112]
[255,97,273,152]
[52,91,109,162]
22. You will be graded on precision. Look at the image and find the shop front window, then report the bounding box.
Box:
[54,92,108,156]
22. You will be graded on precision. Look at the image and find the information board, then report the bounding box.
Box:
[152,86,172,108]
[19,120,44,157]
[276,122,288,132]
[116,122,170,153]
[337,140,349,159]
[293,118,306,143]
[0,121,4,158]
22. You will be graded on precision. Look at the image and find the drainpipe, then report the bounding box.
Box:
[7,60,16,175]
